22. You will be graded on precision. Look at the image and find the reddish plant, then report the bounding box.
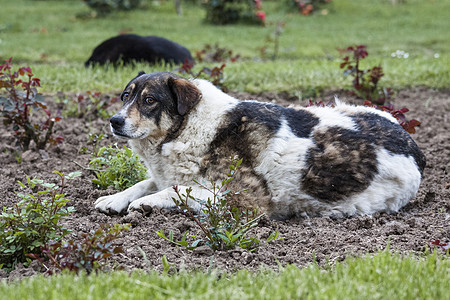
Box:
[363,100,421,134]
[195,44,240,63]
[27,224,130,275]
[68,90,118,119]
[306,98,420,134]
[339,45,393,105]
[0,57,63,151]
[177,61,228,92]
[429,240,450,251]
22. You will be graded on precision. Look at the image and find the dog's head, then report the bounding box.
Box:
[110,72,202,140]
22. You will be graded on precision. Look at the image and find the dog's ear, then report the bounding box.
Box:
[168,77,202,116]
[137,71,146,77]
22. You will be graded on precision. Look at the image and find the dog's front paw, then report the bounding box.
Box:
[95,194,131,215]
[127,194,176,213]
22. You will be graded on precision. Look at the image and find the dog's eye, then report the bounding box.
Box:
[145,97,156,105]
[121,92,129,101]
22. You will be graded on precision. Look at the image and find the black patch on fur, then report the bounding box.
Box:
[85,34,193,67]
[351,113,426,174]
[206,101,282,167]
[301,127,378,202]
[283,108,319,138]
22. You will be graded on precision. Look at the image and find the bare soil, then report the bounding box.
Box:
[1,88,449,279]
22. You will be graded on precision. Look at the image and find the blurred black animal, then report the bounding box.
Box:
[85,34,193,67]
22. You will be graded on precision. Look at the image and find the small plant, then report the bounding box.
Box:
[61,91,118,119]
[363,100,421,134]
[88,144,147,190]
[177,62,228,92]
[79,132,108,155]
[202,0,262,25]
[0,57,63,151]
[339,45,394,105]
[0,171,81,271]
[157,157,282,252]
[260,22,286,60]
[27,224,130,275]
[195,44,241,63]
[83,0,143,16]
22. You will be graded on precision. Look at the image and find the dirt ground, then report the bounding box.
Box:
[0,87,449,279]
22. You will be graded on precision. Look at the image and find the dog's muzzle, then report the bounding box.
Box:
[110,115,128,137]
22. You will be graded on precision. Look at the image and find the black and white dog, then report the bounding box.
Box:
[85,34,193,67]
[95,72,426,220]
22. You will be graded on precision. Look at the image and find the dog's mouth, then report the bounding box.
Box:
[111,130,131,139]
[111,128,148,140]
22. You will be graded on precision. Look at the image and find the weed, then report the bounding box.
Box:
[88,144,147,190]
[79,132,108,156]
[157,157,282,252]
[0,171,81,272]
[61,91,118,120]
[339,45,394,105]
[260,22,286,60]
[0,57,63,151]
[28,224,130,275]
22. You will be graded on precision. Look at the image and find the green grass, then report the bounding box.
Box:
[0,0,449,93]
[1,250,448,299]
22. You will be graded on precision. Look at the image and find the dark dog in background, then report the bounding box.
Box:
[85,34,193,67]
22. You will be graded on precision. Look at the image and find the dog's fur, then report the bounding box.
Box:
[85,34,193,67]
[95,72,426,220]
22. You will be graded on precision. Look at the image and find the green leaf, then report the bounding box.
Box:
[162,255,171,275]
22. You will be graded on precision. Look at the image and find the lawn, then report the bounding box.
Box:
[0,0,449,93]
[1,250,449,299]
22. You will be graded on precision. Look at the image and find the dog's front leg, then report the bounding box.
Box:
[128,185,212,213]
[95,179,157,215]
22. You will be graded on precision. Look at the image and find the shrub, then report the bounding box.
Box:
[0,57,63,151]
[28,224,130,275]
[83,0,143,16]
[89,144,147,190]
[157,157,282,252]
[0,171,80,272]
[339,45,394,105]
[202,0,262,25]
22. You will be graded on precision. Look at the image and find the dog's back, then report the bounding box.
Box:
[85,34,193,66]
[178,80,426,219]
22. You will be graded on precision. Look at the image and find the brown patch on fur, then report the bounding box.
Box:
[168,78,202,116]
[200,157,272,213]
[301,127,378,202]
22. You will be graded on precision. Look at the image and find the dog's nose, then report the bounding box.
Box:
[110,115,125,129]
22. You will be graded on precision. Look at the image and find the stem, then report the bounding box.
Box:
[37,119,54,149]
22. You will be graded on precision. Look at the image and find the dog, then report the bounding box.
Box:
[95,72,426,220]
[85,34,193,67]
